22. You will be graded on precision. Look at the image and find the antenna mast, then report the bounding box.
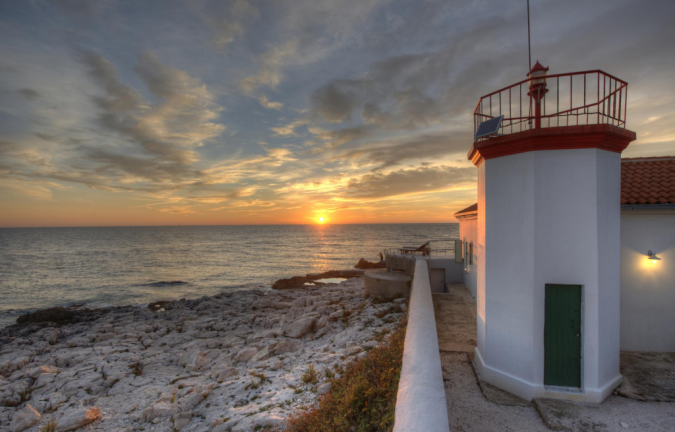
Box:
[527,0,532,73]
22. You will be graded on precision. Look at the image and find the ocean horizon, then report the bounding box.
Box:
[0,223,458,327]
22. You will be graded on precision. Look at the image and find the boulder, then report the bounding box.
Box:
[29,365,59,379]
[57,407,101,431]
[141,403,174,422]
[270,340,299,356]
[180,350,215,372]
[354,258,385,269]
[173,411,192,430]
[234,347,258,363]
[282,317,316,338]
[213,367,239,380]
[249,346,270,363]
[10,404,41,432]
[315,316,329,330]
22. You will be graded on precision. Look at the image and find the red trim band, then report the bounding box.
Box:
[468,124,636,167]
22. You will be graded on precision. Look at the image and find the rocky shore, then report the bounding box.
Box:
[0,272,406,432]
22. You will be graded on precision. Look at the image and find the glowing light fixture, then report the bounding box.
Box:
[647,250,661,263]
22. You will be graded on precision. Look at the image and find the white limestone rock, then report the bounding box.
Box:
[249,346,271,363]
[29,365,59,379]
[141,403,174,422]
[10,404,41,432]
[282,316,316,338]
[173,411,192,429]
[234,347,258,362]
[56,407,101,431]
[0,275,396,432]
[270,339,299,356]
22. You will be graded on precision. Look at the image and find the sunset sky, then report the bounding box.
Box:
[1,0,673,227]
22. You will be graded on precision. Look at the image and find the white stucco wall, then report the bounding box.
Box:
[475,148,622,403]
[458,216,478,297]
[620,210,675,352]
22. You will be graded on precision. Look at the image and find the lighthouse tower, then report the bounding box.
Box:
[468,64,636,402]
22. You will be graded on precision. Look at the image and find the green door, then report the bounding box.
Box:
[544,284,582,388]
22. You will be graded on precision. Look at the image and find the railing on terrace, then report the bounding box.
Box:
[473,70,628,141]
[384,239,459,259]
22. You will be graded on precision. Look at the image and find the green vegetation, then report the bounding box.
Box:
[301,364,319,385]
[40,420,57,432]
[277,318,406,432]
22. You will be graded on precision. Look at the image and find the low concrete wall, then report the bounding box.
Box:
[385,253,416,277]
[364,269,412,298]
[394,259,449,432]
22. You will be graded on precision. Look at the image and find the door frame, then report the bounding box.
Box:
[543,284,584,392]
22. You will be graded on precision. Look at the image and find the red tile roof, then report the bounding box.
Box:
[454,156,675,216]
[454,203,478,217]
[621,157,675,205]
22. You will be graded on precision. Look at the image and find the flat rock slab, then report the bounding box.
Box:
[616,351,675,402]
[533,396,675,432]
[533,398,608,432]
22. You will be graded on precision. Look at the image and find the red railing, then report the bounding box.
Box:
[473,70,628,141]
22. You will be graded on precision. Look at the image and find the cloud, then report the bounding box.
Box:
[310,84,356,123]
[271,119,308,136]
[240,41,299,94]
[51,0,99,16]
[258,95,283,110]
[344,165,475,199]
[80,49,224,167]
[17,88,40,101]
[1,50,229,205]
[239,0,385,95]
[204,0,259,50]
[338,131,472,170]
[309,126,370,149]
[308,49,467,130]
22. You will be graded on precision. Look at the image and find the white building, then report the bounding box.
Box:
[618,157,675,352]
[455,155,674,402]
[448,65,673,403]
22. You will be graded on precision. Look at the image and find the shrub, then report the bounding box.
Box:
[276,318,406,432]
[301,364,319,385]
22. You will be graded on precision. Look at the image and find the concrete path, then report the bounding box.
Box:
[432,283,476,354]
[434,283,675,432]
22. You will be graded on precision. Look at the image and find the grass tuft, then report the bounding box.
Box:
[301,364,319,385]
[40,420,57,432]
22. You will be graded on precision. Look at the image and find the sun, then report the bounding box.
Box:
[318,216,326,224]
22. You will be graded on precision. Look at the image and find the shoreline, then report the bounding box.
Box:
[0,269,372,331]
[0,270,405,432]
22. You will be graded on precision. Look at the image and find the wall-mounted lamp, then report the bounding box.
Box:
[647,250,661,263]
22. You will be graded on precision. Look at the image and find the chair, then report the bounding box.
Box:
[399,241,431,256]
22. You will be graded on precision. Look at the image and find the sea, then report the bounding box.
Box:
[0,224,458,328]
